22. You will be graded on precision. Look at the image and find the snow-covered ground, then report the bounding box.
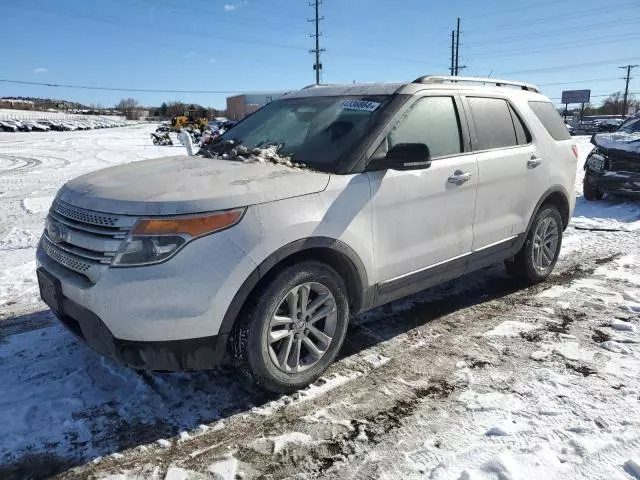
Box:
[1,130,639,480]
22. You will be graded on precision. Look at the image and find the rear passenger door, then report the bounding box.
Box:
[464,96,549,250]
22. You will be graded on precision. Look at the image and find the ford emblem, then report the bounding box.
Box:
[47,220,68,244]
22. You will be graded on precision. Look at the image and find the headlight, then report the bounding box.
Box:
[586,153,606,173]
[112,208,245,266]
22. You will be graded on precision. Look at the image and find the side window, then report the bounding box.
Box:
[528,101,571,140]
[509,104,532,145]
[468,97,518,150]
[383,96,462,158]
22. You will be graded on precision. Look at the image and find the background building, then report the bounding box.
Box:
[226,91,290,120]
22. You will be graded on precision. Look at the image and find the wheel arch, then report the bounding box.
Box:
[528,186,571,232]
[219,237,371,342]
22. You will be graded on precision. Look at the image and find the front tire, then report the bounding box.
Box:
[240,261,350,393]
[505,206,563,283]
[583,176,603,201]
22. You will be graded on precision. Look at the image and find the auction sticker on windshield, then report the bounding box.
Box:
[340,100,381,112]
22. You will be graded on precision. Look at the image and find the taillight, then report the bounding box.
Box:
[571,144,578,159]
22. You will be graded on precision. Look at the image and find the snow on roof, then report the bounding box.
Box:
[283,83,406,98]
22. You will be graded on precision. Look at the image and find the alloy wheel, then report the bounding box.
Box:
[532,217,559,272]
[267,282,337,373]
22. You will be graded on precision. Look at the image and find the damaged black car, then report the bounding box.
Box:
[583,115,640,200]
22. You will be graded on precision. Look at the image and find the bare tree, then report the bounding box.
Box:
[116,98,140,120]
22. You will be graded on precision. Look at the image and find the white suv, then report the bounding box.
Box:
[36,76,577,392]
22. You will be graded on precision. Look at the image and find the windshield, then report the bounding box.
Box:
[216,95,390,172]
[620,117,640,133]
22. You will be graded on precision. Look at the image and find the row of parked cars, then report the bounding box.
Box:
[0,117,128,132]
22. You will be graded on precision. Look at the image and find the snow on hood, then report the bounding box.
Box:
[593,131,640,154]
[204,144,308,169]
[57,151,330,216]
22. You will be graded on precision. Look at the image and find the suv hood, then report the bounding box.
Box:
[593,132,640,159]
[57,155,330,215]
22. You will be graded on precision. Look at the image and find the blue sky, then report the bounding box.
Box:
[1,0,639,109]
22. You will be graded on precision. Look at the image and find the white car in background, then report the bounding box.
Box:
[0,121,18,132]
[23,121,50,132]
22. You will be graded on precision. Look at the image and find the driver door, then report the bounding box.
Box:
[366,94,478,295]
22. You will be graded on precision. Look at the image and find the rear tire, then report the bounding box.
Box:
[505,206,563,283]
[238,261,350,393]
[583,176,603,201]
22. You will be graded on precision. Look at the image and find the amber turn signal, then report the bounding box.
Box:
[132,209,244,237]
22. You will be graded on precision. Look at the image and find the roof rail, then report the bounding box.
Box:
[413,75,540,93]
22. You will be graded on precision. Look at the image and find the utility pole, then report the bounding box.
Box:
[619,64,638,118]
[454,18,460,76]
[452,18,465,76]
[450,30,455,76]
[308,0,325,85]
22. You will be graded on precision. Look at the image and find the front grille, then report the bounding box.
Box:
[53,201,120,227]
[609,153,640,174]
[42,237,92,273]
[43,199,138,281]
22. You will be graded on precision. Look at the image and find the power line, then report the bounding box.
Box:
[5,3,307,52]
[464,0,568,20]
[498,57,640,76]
[464,16,640,47]
[0,79,241,94]
[465,1,638,33]
[537,77,620,87]
[470,33,640,60]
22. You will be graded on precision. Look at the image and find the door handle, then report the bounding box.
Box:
[527,156,543,168]
[448,170,472,185]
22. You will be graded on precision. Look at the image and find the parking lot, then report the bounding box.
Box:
[0,126,639,479]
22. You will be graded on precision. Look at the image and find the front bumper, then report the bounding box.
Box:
[585,170,640,198]
[40,267,229,371]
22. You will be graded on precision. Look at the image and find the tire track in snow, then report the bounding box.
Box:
[0,155,42,175]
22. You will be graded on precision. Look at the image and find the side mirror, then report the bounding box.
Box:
[384,143,432,171]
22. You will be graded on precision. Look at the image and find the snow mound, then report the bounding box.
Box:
[482,320,536,337]
[22,195,54,214]
[553,341,595,362]
[457,391,523,412]
[460,447,569,480]
[165,467,209,480]
[610,319,636,332]
[600,340,631,354]
[250,431,313,454]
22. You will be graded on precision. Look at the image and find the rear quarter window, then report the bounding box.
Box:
[528,101,571,141]
[467,97,518,150]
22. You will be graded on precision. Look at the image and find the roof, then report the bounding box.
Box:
[281,76,548,100]
[282,83,406,99]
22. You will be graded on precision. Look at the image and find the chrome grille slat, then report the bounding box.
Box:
[53,199,138,228]
[49,210,127,238]
[43,200,137,280]
[49,222,123,253]
[43,231,113,263]
[42,236,92,273]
